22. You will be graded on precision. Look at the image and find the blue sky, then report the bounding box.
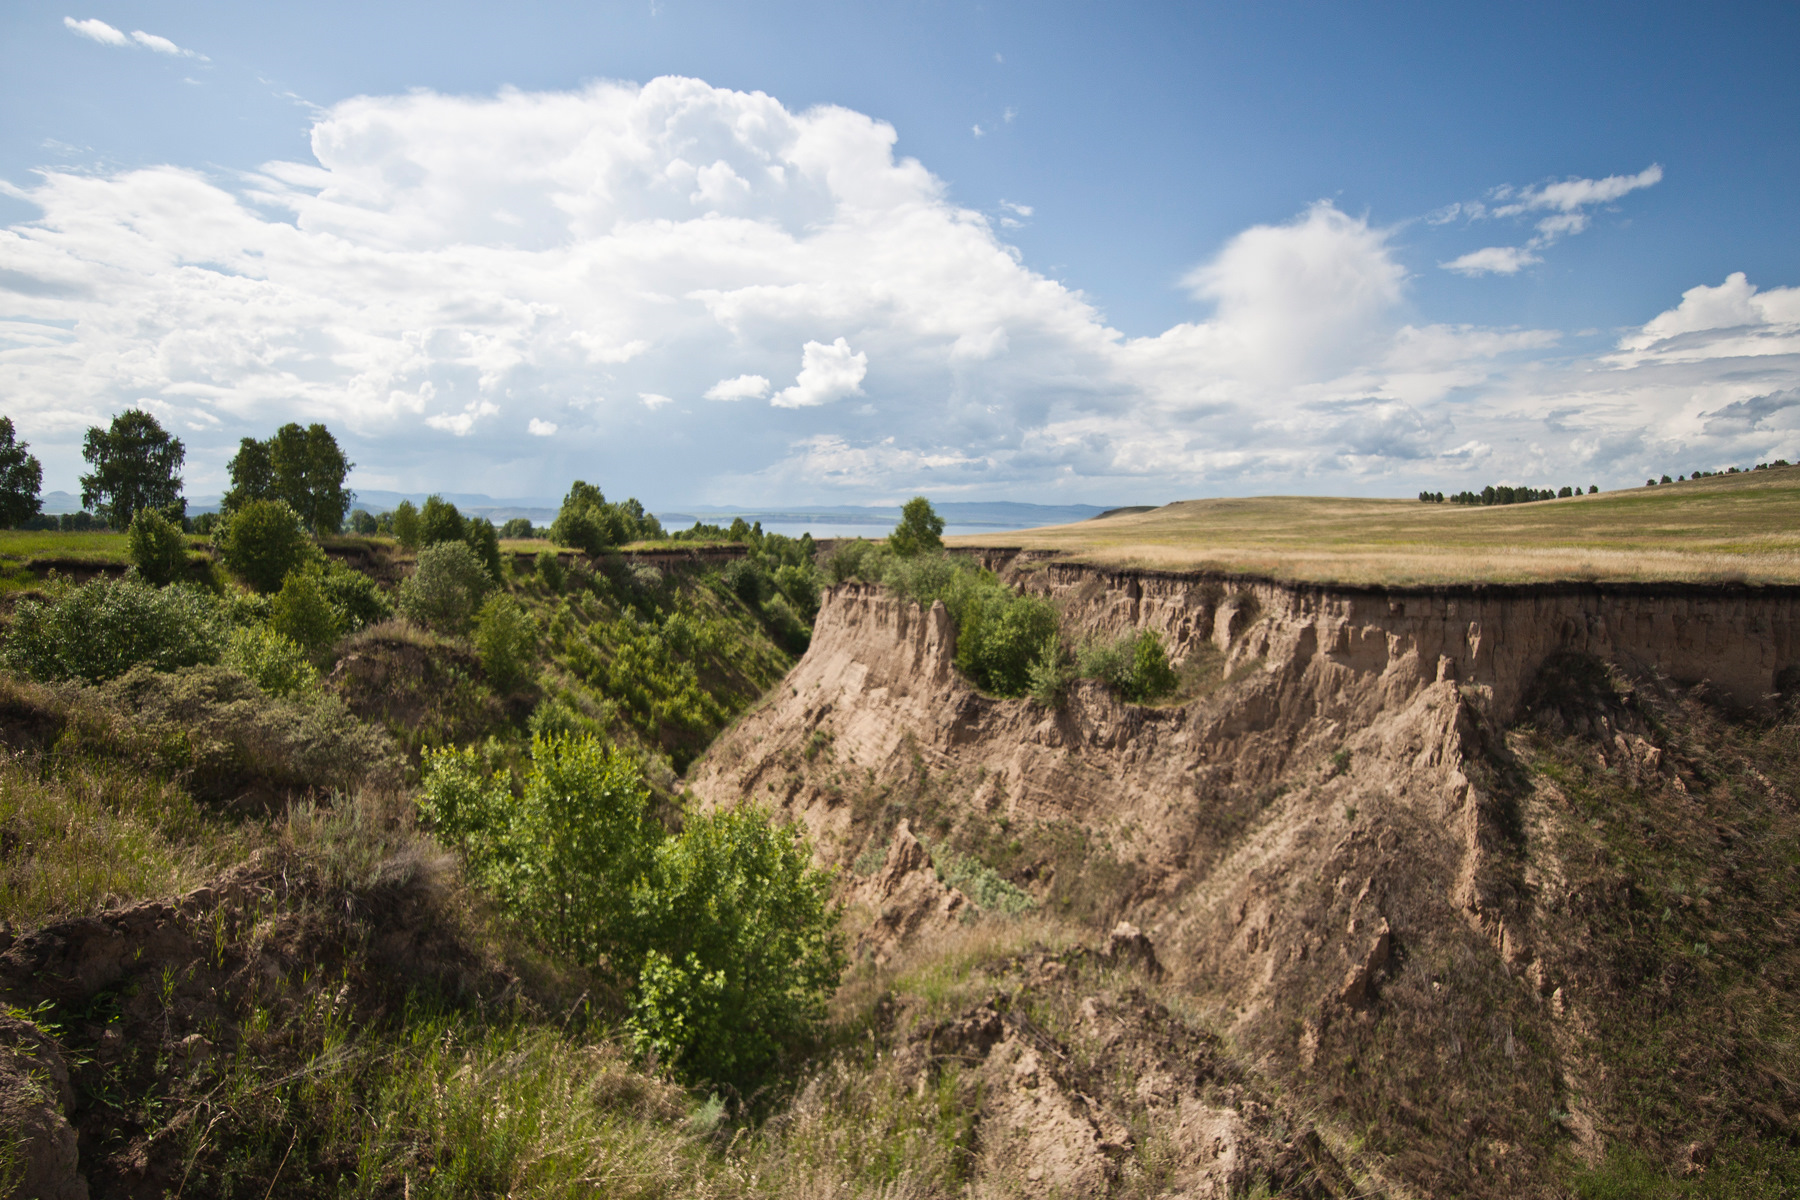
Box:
[3,1,1798,506]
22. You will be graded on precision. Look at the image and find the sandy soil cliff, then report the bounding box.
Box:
[688,563,1800,1195]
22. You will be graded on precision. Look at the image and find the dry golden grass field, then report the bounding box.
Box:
[948,465,1800,585]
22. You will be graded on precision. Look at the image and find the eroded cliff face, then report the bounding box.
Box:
[689,563,1800,1194]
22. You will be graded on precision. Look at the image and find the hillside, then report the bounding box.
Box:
[946,466,1800,585]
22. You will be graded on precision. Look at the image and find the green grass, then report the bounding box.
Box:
[0,529,134,562]
[950,465,1800,584]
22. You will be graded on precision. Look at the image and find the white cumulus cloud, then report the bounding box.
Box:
[0,77,1789,502]
[705,374,771,401]
[771,338,868,408]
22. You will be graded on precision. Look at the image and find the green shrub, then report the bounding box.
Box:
[312,559,393,631]
[397,540,493,633]
[1027,633,1072,708]
[222,624,319,697]
[126,507,189,586]
[500,517,535,539]
[349,508,378,534]
[955,588,1059,697]
[627,805,844,1089]
[100,664,402,799]
[922,836,1035,915]
[762,594,811,656]
[270,570,341,656]
[773,564,820,619]
[474,593,537,691]
[528,695,603,740]
[214,499,319,593]
[420,734,658,969]
[1128,629,1180,700]
[823,537,873,584]
[2,577,225,683]
[1077,629,1180,702]
[421,735,844,1090]
[722,559,768,605]
[535,549,565,592]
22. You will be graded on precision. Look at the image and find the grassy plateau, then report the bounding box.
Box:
[949,466,1800,585]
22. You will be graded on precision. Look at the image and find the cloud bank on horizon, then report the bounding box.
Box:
[2,75,1797,503]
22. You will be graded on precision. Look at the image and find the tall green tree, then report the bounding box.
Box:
[80,409,185,527]
[420,494,466,546]
[0,417,44,529]
[391,499,421,549]
[548,481,661,555]
[550,480,623,556]
[889,495,945,558]
[223,422,353,534]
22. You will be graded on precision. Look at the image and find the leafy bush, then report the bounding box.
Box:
[420,735,844,1090]
[349,508,378,534]
[722,559,768,605]
[474,593,537,691]
[126,507,189,586]
[500,517,535,539]
[397,540,493,633]
[824,537,874,584]
[99,664,402,800]
[420,734,658,969]
[270,569,341,656]
[312,559,393,631]
[955,587,1060,697]
[2,577,225,683]
[214,499,319,593]
[1027,633,1072,708]
[627,806,844,1088]
[921,836,1035,915]
[535,549,565,591]
[528,695,603,741]
[1077,629,1179,702]
[762,594,811,656]
[773,563,820,619]
[222,624,319,697]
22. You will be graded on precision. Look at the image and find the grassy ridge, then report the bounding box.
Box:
[950,466,1800,585]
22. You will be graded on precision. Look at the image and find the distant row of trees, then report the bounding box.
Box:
[1419,484,1599,505]
[1644,460,1792,486]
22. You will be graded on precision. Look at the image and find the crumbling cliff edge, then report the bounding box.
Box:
[689,560,1800,1193]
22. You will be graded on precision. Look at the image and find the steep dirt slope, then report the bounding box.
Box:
[688,566,1800,1196]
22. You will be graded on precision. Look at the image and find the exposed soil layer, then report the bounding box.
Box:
[689,564,1800,1196]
